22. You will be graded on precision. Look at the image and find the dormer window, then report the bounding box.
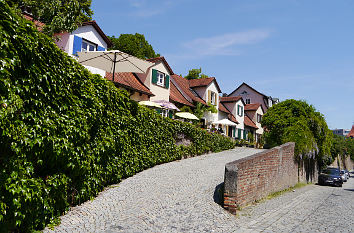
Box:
[208,90,217,105]
[152,69,170,89]
[245,98,251,104]
[82,39,97,52]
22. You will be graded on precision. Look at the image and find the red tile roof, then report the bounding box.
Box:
[229,82,268,98]
[23,12,45,31]
[105,72,153,96]
[218,103,238,124]
[147,57,174,75]
[220,96,242,103]
[170,82,194,107]
[244,115,258,129]
[171,75,207,105]
[347,125,354,138]
[245,103,261,111]
[188,77,222,93]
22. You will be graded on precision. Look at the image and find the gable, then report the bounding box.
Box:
[72,25,108,49]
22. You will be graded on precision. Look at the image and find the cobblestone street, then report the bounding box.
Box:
[44,148,354,232]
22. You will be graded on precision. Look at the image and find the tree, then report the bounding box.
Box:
[193,102,217,119]
[108,33,160,59]
[7,0,93,35]
[261,99,333,164]
[184,68,209,80]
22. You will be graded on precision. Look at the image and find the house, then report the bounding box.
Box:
[54,21,112,77]
[228,82,278,112]
[332,128,351,137]
[219,96,246,139]
[218,102,238,138]
[347,125,354,138]
[244,103,264,142]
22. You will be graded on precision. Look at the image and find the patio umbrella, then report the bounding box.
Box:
[212,118,237,126]
[175,112,199,120]
[139,101,162,108]
[77,50,154,81]
[153,100,180,111]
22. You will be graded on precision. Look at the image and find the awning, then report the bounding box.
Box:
[175,112,199,120]
[153,100,180,111]
[212,118,237,126]
[139,101,162,108]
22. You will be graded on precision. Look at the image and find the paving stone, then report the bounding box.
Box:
[43,147,354,232]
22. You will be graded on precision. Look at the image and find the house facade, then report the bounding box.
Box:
[220,96,246,139]
[228,82,278,112]
[55,21,112,77]
[244,103,264,142]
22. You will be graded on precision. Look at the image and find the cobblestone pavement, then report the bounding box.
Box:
[44,147,354,233]
[44,147,262,233]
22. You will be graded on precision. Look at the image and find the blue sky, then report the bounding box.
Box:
[91,0,354,129]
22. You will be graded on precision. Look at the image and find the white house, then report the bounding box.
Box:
[228,82,278,112]
[244,103,264,142]
[55,21,112,77]
[220,96,246,139]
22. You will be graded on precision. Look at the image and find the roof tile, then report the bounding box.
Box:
[244,115,258,129]
[105,72,153,96]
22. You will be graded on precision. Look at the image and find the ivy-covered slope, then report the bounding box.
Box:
[0,1,234,231]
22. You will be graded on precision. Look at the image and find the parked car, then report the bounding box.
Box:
[340,170,348,182]
[318,168,343,187]
[349,169,354,177]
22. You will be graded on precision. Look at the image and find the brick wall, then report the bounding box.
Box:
[224,142,317,214]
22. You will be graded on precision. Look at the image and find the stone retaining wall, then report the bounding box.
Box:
[223,143,318,214]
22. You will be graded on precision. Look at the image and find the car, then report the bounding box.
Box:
[349,169,354,177]
[318,168,343,187]
[344,170,350,179]
[340,170,348,182]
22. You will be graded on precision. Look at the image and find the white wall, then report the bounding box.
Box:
[146,63,171,101]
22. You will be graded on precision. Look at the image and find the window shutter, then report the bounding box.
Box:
[241,106,243,116]
[97,46,106,51]
[237,105,240,115]
[165,75,170,88]
[243,130,247,140]
[168,110,173,118]
[238,129,241,139]
[152,69,158,84]
[156,109,161,114]
[73,35,82,56]
[233,127,236,137]
[208,90,211,103]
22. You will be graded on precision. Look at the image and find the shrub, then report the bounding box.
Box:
[0,1,234,231]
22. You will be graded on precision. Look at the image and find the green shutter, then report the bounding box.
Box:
[233,126,236,137]
[152,69,158,84]
[241,106,243,116]
[237,105,240,115]
[168,110,173,118]
[156,109,161,114]
[243,130,247,140]
[165,75,170,88]
[238,129,241,139]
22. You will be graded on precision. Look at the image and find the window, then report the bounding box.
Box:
[81,39,97,52]
[237,105,243,117]
[257,113,262,123]
[156,71,165,86]
[245,98,251,104]
[211,92,216,105]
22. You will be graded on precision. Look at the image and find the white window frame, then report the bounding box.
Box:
[210,91,216,105]
[82,39,97,52]
[156,71,165,87]
[237,105,243,117]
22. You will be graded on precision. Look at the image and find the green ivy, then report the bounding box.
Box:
[0,1,234,231]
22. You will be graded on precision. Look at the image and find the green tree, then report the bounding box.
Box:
[193,102,217,119]
[184,68,209,80]
[7,0,93,35]
[108,33,160,59]
[261,99,333,164]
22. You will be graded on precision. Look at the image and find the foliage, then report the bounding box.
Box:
[0,2,234,231]
[192,102,217,119]
[331,134,354,162]
[179,106,192,113]
[247,132,254,143]
[7,0,93,35]
[184,68,209,80]
[108,33,160,59]
[261,99,333,163]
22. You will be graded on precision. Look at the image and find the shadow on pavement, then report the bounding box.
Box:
[213,182,224,206]
[343,189,354,192]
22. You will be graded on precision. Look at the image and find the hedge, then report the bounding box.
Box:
[0,1,234,231]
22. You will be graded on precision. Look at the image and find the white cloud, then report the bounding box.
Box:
[127,0,177,18]
[182,29,272,57]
